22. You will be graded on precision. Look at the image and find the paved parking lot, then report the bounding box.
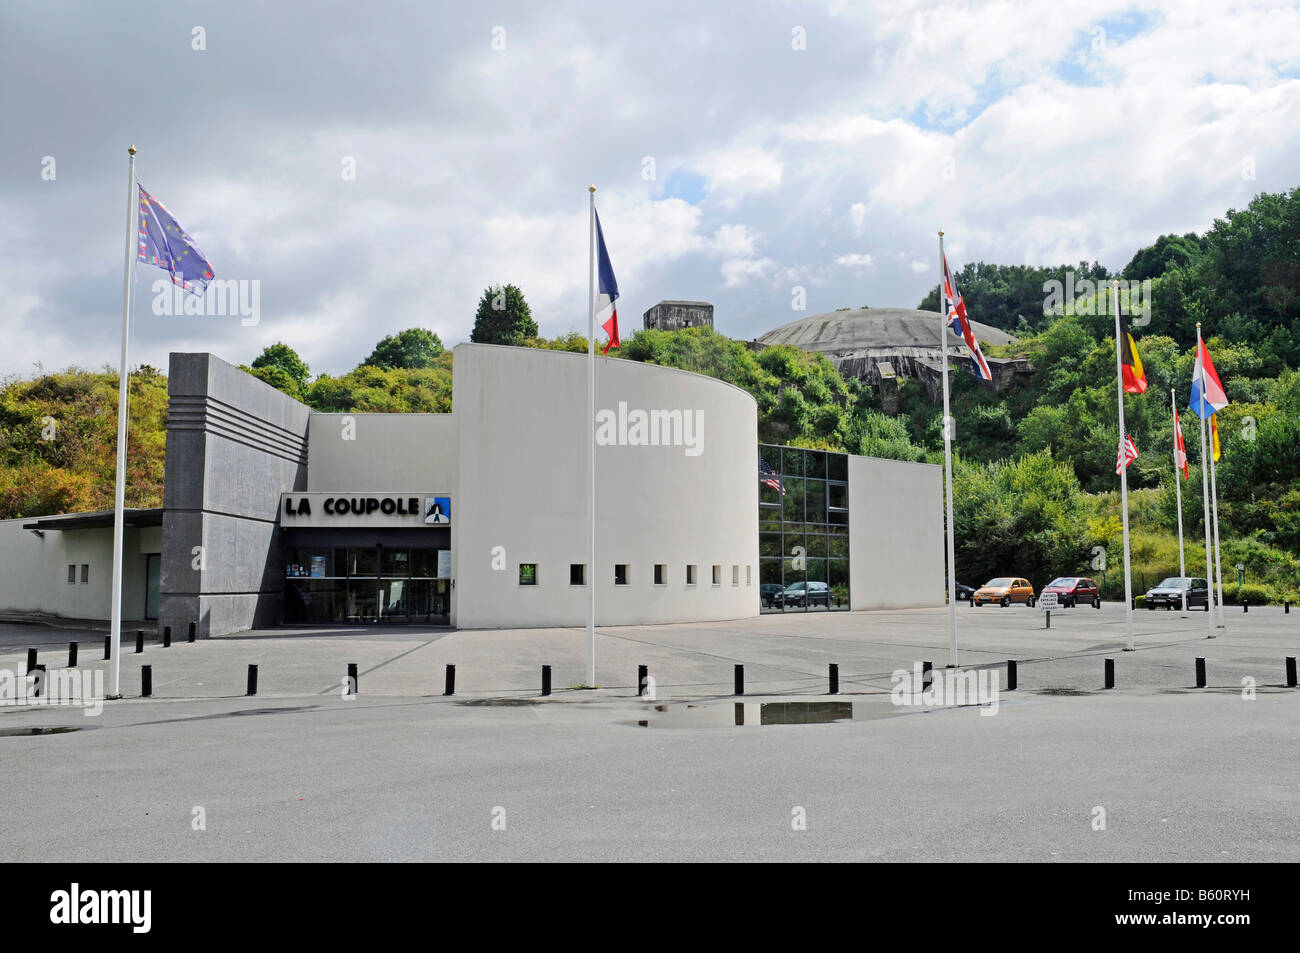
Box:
[1,606,1296,862]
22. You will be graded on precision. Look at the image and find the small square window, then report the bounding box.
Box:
[570,563,586,586]
[80,564,89,584]
[614,564,629,586]
[731,565,740,586]
[746,565,752,586]
[67,564,76,585]
[654,564,667,585]
[712,565,722,586]
[686,564,697,585]
[519,563,538,586]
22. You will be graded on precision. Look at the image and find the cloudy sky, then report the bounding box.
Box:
[1,0,1297,378]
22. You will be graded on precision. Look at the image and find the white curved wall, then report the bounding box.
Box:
[452,343,759,628]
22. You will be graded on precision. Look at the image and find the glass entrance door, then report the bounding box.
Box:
[285,544,450,625]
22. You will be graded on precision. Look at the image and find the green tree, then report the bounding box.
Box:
[363,328,444,370]
[249,342,310,399]
[1121,232,1203,281]
[470,284,537,346]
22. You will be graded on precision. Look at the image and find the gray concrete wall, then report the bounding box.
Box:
[0,519,154,623]
[848,455,944,609]
[158,353,311,638]
[452,343,759,628]
[307,413,455,491]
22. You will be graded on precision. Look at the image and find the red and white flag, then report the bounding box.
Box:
[1116,431,1140,475]
[1173,407,1190,480]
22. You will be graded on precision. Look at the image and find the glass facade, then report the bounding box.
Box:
[283,544,450,624]
[759,444,850,613]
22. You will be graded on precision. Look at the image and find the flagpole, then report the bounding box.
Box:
[1208,425,1226,629]
[108,145,137,700]
[1196,323,1216,639]
[1172,388,1187,616]
[938,231,958,668]
[1111,283,1135,651]
[586,185,597,688]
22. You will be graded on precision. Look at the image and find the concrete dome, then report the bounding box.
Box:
[757,307,1015,352]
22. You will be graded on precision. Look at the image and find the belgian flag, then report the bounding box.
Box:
[1121,332,1148,394]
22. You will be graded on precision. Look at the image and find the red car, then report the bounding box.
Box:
[1040,577,1101,608]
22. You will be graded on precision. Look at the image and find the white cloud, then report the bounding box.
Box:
[835,253,874,269]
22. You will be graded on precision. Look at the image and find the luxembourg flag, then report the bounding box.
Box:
[594,208,620,355]
[1189,337,1229,419]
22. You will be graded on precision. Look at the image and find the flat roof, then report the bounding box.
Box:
[22,508,163,531]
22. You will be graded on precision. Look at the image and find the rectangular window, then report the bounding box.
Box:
[614,564,629,586]
[731,565,740,586]
[653,564,667,585]
[746,565,752,585]
[570,563,586,586]
[686,564,697,585]
[519,563,537,586]
[80,564,89,584]
[67,564,76,585]
[712,565,721,586]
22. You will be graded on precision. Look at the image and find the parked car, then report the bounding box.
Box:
[949,580,976,601]
[1145,577,1212,610]
[974,577,1035,607]
[759,583,784,608]
[1040,577,1101,608]
[778,581,831,608]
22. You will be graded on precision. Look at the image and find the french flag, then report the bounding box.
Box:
[594,208,620,355]
[1189,338,1229,419]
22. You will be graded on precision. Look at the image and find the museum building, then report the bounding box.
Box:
[0,344,943,636]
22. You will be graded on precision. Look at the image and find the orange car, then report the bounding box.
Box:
[973,577,1036,607]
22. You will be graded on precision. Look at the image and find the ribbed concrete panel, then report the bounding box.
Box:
[159,353,311,638]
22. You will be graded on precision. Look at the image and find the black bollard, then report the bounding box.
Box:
[26,648,37,674]
[141,665,152,697]
[1286,657,1297,688]
[637,664,648,698]
[135,630,144,654]
[1243,600,1248,613]
[163,626,171,648]
[922,660,933,692]
[969,595,974,608]
[246,664,258,697]
[346,662,358,696]
[1285,601,1290,614]
[829,663,839,695]
[68,641,77,668]
[1104,657,1115,690]
[32,664,45,698]
[541,664,551,697]
[1045,609,1051,629]
[1131,597,1137,610]
[734,664,744,696]
[103,635,111,660]
[443,663,456,696]
[1007,660,1017,692]
[188,621,196,643]
[1195,657,1206,688]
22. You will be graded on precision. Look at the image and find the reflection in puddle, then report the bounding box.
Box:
[0,725,90,737]
[637,701,868,728]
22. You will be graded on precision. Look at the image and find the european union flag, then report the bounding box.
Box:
[137,185,214,295]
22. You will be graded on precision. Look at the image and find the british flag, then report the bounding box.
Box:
[941,250,992,381]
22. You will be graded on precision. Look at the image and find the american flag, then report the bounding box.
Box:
[1116,431,1140,474]
[759,457,784,494]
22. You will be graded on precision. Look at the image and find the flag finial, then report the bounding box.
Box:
[589,185,596,193]
[128,145,136,155]
[938,229,944,237]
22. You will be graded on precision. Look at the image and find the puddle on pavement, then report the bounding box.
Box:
[455,698,541,707]
[0,725,93,737]
[1035,688,1094,696]
[636,701,882,728]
